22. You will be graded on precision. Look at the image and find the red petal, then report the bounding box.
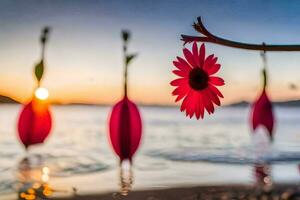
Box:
[180,92,191,112]
[194,94,200,119]
[173,61,185,71]
[207,64,221,75]
[172,70,188,77]
[199,44,205,68]
[195,92,204,119]
[203,90,215,114]
[198,93,205,118]
[209,76,225,86]
[192,42,199,66]
[204,55,218,71]
[187,91,200,118]
[187,104,194,118]
[183,48,197,67]
[203,55,213,71]
[183,92,192,117]
[209,85,224,98]
[176,57,192,71]
[170,78,188,86]
[173,60,190,72]
[210,57,218,66]
[172,86,190,102]
[206,88,221,106]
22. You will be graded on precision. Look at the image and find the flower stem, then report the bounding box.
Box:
[123,43,128,97]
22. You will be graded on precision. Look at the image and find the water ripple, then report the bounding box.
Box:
[147,146,300,164]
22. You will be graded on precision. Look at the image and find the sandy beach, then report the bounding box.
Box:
[52,184,300,200]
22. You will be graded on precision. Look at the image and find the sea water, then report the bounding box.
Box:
[0,104,300,198]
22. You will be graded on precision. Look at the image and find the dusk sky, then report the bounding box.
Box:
[1,0,300,105]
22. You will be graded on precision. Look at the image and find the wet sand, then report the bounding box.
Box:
[52,184,300,200]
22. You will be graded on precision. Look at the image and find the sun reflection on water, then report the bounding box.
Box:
[119,161,133,196]
[253,163,273,193]
[17,158,53,200]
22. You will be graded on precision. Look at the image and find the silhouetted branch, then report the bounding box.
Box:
[181,17,300,51]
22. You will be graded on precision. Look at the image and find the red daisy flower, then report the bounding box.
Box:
[170,42,224,119]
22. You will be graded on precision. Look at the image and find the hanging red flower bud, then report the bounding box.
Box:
[251,60,275,141]
[18,98,52,149]
[17,27,52,149]
[251,89,274,140]
[171,42,224,119]
[108,30,142,164]
[109,97,142,163]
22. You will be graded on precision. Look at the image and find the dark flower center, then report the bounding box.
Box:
[189,67,209,91]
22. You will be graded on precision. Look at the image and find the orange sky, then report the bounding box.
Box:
[0,1,300,105]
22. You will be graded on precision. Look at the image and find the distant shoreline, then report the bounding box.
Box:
[0,94,300,107]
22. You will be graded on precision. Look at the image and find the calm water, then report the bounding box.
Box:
[1,104,300,198]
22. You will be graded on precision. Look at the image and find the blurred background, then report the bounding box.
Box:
[1,0,300,199]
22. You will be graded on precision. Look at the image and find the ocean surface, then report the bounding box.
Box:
[1,104,300,199]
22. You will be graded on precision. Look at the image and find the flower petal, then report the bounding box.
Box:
[206,101,215,114]
[209,76,225,86]
[187,96,195,118]
[209,85,224,98]
[190,91,202,118]
[173,59,191,72]
[207,64,221,75]
[192,42,199,66]
[209,57,218,66]
[199,94,205,118]
[182,91,196,118]
[204,55,218,71]
[172,70,188,77]
[183,48,197,67]
[172,86,190,102]
[170,78,188,86]
[180,91,191,112]
[196,92,204,119]
[202,90,215,114]
[195,99,201,119]
[206,88,221,106]
[203,55,213,71]
[199,43,205,68]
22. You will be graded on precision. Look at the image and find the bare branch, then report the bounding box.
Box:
[181,17,300,51]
